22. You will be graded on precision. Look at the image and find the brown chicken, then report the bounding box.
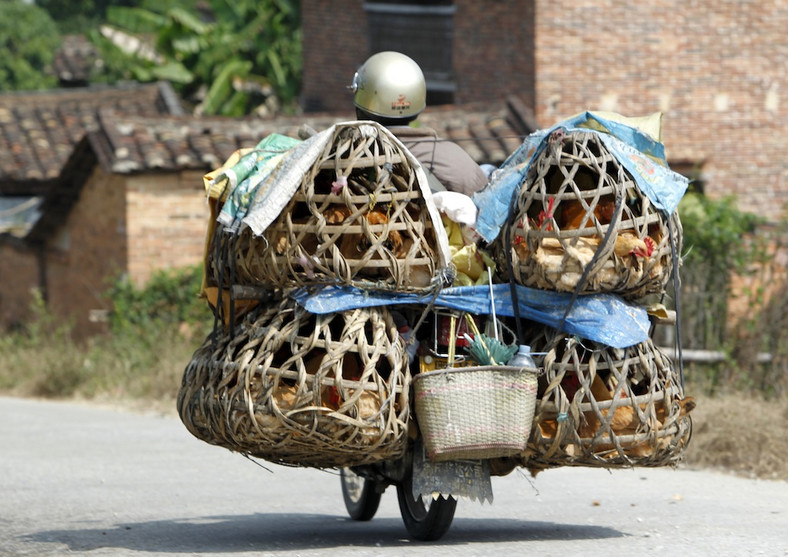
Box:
[303,351,363,411]
[559,198,617,230]
[335,206,406,259]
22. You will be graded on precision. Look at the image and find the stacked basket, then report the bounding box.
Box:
[178,122,449,468]
[494,128,694,469]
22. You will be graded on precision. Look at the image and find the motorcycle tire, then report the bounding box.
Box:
[340,468,383,521]
[396,468,457,541]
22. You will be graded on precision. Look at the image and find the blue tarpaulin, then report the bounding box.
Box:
[472,111,689,243]
[290,284,650,349]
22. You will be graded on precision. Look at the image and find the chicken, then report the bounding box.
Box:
[336,206,406,259]
[273,204,405,258]
[578,394,696,457]
[558,197,617,230]
[303,351,363,411]
[614,232,654,259]
[352,389,381,420]
[253,382,300,429]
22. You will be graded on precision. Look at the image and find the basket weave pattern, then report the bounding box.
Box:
[524,331,693,469]
[498,131,682,299]
[177,298,411,468]
[206,124,442,293]
[413,366,539,462]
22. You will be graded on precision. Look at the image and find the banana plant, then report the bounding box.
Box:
[88,0,301,116]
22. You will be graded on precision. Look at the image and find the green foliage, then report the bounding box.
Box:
[36,0,198,35]
[677,195,788,398]
[105,264,210,335]
[0,1,60,91]
[89,0,302,116]
[679,192,763,273]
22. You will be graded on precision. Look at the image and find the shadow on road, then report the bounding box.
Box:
[22,512,623,552]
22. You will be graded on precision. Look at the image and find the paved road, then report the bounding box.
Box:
[1,396,786,556]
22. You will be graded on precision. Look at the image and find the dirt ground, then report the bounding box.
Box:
[680,393,788,480]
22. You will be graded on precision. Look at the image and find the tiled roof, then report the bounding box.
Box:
[0,82,183,189]
[88,95,536,176]
[53,35,100,86]
[87,109,341,175]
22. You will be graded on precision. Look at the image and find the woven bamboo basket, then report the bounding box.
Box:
[496,130,682,300]
[522,330,694,469]
[206,122,445,294]
[413,365,539,462]
[177,297,411,468]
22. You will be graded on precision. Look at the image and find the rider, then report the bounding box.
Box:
[350,51,488,197]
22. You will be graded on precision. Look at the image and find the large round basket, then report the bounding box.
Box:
[523,330,694,470]
[413,365,539,462]
[496,130,682,300]
[177,297,411,468]
[206,122,446,294]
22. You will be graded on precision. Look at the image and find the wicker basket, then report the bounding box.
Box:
[206,122,445,294]
[523,330,694,470]
[413,365,539,462]
[177,297,411,468]
[495,130,682,300]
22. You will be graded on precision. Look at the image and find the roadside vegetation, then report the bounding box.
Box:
[0,266,210,411]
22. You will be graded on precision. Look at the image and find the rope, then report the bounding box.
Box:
[668,218,685,389]
[556,195,625,334]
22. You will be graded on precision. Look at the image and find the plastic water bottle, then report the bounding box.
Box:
[508,344,536,369]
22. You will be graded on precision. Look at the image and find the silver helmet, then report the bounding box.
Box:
[351,51,426,120]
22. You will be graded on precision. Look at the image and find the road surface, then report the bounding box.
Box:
[1,396,786,556]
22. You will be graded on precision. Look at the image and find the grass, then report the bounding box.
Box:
[0,319,208,406]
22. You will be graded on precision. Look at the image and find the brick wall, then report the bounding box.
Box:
[44,166,127,336]
[453,0,535,108]
[301,0,786,220]
[534,0,787,221]
[301,0,535,112]
[301,0,368,112]
[7,168,210,336]
[0,241,40,329]
[1,168,210,335]
[125,171,210,285]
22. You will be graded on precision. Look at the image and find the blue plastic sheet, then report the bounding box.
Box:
[472,111,689,243]
[290,284,650,349]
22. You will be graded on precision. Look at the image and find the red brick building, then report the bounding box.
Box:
[301,0,787,221]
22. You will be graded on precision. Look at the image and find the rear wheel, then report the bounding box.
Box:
[340,468,383,521]
[396,468,457,541]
